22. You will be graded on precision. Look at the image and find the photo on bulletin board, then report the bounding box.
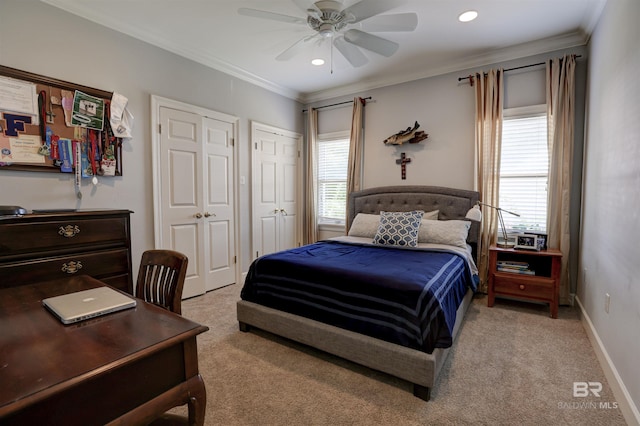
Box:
[0,65,123,176]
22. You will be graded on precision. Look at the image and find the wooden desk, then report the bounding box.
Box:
[0,275,209,425]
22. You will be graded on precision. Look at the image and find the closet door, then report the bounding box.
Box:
[155,100,238,298]
[251,123,301,259]
[158,106,206,298]
[203,116,236,291]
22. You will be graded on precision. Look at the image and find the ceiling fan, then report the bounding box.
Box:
[238,0,418,68]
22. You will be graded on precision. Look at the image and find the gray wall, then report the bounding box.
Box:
[0,0,303,273]
[2,0,636,418]
[581,0,640,416]
[310,46,588,299]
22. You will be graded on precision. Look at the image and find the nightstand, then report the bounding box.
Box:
[488,245,562,318]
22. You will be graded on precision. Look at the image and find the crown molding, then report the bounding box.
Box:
[300,31,589,103]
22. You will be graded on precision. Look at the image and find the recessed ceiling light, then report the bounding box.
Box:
[458,10,478,22]
[311,58,325,66]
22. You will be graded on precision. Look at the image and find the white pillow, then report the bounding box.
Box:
[373,210,424,247]
[418,219,471,248]
[348,210,438,238]
[348,213,380,238]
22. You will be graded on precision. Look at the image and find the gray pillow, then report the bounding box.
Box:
[418,219,471,248]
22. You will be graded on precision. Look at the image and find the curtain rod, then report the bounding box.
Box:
[457,55,581,84]
[302,96,371,113]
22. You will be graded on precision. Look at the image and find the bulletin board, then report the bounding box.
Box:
[0,65,123,175]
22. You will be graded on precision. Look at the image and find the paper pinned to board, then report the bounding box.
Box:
[110,92,133,138]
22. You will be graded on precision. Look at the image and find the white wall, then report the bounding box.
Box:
[581,0,640,419]
[0,0,303,273]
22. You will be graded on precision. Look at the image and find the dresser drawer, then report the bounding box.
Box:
[0,217,129,257]
[493,274,553,301]
[0,248,130,288]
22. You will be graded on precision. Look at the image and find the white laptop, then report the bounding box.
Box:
[43,286,136,324]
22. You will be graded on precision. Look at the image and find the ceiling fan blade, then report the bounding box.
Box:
[343,0,407,24]
[359,13,418,32]
[343,29,399,57]
[333,37,368,68]
[292,0,320,18]
[238,8,307,25]
[276,35,317,61]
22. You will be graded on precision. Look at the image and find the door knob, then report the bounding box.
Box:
[280,208,288,215]
[194,212,203,219]
[204,212,216,218]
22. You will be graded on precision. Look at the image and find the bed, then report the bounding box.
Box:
[237,185,480,401]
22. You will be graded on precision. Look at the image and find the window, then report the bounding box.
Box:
[499,106,548,233]
[317,134,349,225]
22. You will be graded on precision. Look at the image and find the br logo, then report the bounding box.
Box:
[573,381,602,397]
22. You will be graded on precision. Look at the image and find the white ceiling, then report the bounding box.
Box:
[41,0,605,103]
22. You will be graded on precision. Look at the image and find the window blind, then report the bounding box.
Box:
[317,138,349,224]
[500,113,548,233]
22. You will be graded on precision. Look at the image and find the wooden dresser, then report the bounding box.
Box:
[0,210,133,294]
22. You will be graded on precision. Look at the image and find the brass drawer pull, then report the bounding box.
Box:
[519,284,525,290]
[59,225,81,238]
[62,261,83,274]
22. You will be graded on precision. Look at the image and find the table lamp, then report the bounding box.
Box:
[466,202,520,248]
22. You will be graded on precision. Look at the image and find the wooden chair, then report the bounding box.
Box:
[137,250,192,425]
[136,249,188,315]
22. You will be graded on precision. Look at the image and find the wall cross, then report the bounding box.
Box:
[396,152,411,180]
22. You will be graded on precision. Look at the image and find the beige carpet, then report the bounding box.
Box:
[178,283,626,425]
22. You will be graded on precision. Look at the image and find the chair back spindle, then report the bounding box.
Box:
[136,250,188,314]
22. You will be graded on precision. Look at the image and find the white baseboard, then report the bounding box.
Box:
[575,295,640,426]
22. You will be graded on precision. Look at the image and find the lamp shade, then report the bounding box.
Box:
[465,204,482,222]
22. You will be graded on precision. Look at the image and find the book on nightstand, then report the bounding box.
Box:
[497,261,535,275]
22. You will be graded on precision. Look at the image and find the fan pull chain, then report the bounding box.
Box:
[330,35,334,74]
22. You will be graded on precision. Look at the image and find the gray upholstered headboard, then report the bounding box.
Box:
[347,185,480,261]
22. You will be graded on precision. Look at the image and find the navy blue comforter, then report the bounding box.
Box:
[241,240,477,353]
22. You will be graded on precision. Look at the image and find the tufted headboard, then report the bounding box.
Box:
[346,186,480,261]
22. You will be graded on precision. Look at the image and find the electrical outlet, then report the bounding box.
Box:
[605,293,610,314]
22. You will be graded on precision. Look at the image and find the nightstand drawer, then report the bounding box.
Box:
[494,275,553,300]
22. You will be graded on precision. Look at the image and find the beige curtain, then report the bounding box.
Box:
[346,97,365,231]
[546,54,576,304]
[304,108,318,244]
[473,69,504,291]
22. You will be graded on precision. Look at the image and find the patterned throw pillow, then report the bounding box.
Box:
[348,210,438,238]
[373,210,424,247]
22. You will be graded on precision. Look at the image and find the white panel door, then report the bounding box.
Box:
[253,129,279,258]
[159,106,205,298]
[277,134,299,251]
[203,116,236,291]
[252,124,301,259]
[158,106,238,298]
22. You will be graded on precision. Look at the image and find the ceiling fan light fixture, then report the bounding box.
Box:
[318,23,334,37]
[458,10,478,22]
[311,58,325,66]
